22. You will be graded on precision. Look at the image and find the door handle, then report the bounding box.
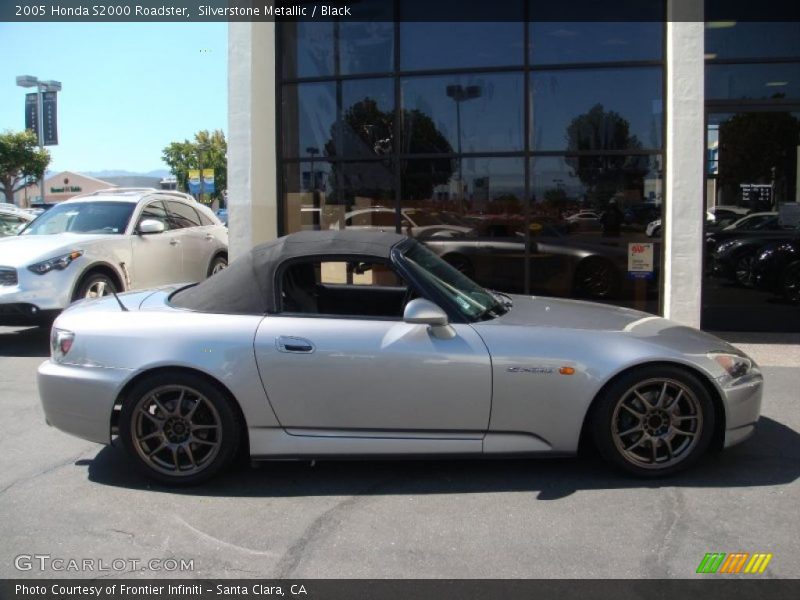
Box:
[170,239,180,246]
[276,336,315,354]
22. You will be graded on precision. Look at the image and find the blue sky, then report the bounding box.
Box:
[0,23,227,173]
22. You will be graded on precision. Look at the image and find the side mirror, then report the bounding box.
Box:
[138,219,165,235]
[403,298,455,339]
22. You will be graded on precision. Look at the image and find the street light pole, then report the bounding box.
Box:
[446,84,482,214]
[16,75,61,206]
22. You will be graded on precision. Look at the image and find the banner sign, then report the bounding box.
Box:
[628,242,655,280]
[24,93,38,138]
[187,169,201,195]
[42,91,58,145]
[202,168,215,195]
[23,92,59,145]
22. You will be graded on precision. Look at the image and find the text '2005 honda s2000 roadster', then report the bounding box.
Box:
[38,230,763,484]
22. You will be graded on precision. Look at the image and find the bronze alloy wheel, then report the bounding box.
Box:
[611,378,703,470]
[119,372,240,485]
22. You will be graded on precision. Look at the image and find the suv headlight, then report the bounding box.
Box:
[28,251,83,275]
[50,328,75,362]
[708,352,758,384]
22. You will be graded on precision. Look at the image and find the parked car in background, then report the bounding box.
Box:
[0,188,228,326]
[722,212,778,232]
[0,205,34,237]
[753,236,800,303]
[38,230,762,484]
[709,225,800,288]
[332,207,472,239]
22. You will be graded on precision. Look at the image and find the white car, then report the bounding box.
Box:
[646,211,715,237]
[0,205,34,237]
[331,207,472,239]
[0,188,228,326]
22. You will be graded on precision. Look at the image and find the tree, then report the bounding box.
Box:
[162,129,227,203]
[564,104,648,206]
[0,130,50,206]
[322,98,454,204]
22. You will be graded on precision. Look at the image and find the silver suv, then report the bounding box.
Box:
[0,188,228,326]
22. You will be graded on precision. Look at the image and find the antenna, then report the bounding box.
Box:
[111,289,129,312]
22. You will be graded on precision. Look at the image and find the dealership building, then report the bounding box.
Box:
[226,1,800,332]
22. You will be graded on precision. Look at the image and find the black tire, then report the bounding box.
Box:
[781,260,800,304]
[207,254,228,277]
[733,251,757,288]
[443,254,474,279]
[573,258,621,299]
[72,272,118,302]
[119,371,241,485]
[591,365,715,477]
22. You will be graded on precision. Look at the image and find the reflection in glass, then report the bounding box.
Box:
[530,155,662,310]
[340,21,394,75]
[402,74,524,154]
[282,82,337,159]
[400,22,523,71]
[531,68,663,151]
[705,22,800,61]
[530,22,663,65]
[336,78,395,158]
[283,161,333,234]
[706,63,800,101]
[281,22,334,79]
[704,110,800,332]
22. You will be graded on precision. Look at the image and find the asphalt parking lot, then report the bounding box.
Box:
[0,325,798,579]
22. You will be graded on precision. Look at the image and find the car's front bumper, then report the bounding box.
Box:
[0,266,75,325]
[720,372,764,448]
[38,360,132,445]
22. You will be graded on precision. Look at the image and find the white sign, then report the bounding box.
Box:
[628,242,654,276]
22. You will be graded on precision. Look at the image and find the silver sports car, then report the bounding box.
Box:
[38,230,763,485]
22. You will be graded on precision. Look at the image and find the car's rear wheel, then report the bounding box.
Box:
[781,260,800,304]
[119,372,240,485]
[207,254,228,277]
[591,366,715,477]
[574,258,620,299]
[73,272,118,301]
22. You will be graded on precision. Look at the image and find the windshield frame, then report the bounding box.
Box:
[20,200,136,236]
[393,240,507,323]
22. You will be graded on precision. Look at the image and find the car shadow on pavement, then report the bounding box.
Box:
[0,326,50,357]
[82,416,799,500]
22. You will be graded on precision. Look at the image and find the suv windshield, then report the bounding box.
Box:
[21,201,135,236]
[401,242,507,321]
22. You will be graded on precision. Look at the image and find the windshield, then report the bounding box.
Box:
[21,201,135,236]
[401,243,507,321]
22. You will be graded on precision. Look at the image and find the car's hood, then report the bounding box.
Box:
[489,295,652,332]
[0,233,119,267]
[478,295,739,355]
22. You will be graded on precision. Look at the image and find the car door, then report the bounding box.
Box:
[165,200,209,281]
[130,200,182,288]
[253,258,492,436]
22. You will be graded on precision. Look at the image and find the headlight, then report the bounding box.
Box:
[28,250,83,275]
[708,352,757,382]
[50,328,75,362]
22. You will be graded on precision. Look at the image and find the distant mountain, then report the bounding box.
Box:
[85,169,171,179]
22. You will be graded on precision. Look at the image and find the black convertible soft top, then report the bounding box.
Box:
[170,230,408,315]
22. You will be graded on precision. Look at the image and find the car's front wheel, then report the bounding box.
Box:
[781,260,800,304]
[73,272,118,301]
[119,372,241,485]
[591,366,715,477]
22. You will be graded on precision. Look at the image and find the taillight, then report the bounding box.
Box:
[51,328,75,362]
